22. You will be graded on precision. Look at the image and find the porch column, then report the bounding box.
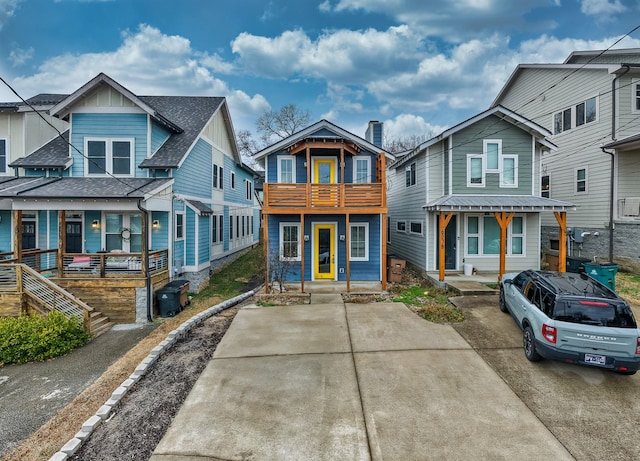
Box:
[13,210,22,262]
[263,213,270,294]
[340,147,345,208]
[345,213,350,293]
[306,147,311,208]
[494,211,515,281]
[141,210,148,277]
[381,213,387,290]
[300,213,305,293]
[554,211,567,272]
[58,211,66,278]
[438,211,454,282]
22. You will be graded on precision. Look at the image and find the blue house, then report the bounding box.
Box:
[0,73,258,325]
[253,120,394,292]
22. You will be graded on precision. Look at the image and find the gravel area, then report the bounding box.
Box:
[70,307,237,460]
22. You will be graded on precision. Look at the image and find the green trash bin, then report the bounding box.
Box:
[582,262,619,291]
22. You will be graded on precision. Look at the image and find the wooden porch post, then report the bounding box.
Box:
[340,147,345,208]
[13,210,22,262]
[141,210,148,277]
[58,211,66,277]
[495,211,515,281]
[381,213,387,291]
[306,147,311,208]
[438,211,454,282]
[263,213,270,294]
[345,213,350,293]
[300,213,305,293]
[554,211,567,272]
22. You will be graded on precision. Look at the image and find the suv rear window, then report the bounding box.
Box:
[553,300,637,328]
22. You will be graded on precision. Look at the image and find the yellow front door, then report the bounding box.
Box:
[313,159,336,184]
[314,224,335,279]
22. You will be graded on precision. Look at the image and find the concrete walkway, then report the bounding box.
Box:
[151,300,572,460]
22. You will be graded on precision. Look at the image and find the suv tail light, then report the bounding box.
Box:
[636,338,640,355]
[542,324,557,344]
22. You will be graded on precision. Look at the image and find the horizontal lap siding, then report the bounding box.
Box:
[175,138,212,198]
[151,121,171,155]
[348,215,380,281]
[71,113,148,177]
[151,212,169,251]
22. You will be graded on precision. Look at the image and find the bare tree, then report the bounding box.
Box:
[257,104,311,146]
[236,129,261,169]
[383,133,434,154]
[267,247,296,293]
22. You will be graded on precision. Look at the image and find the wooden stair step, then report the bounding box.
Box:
[91,321,115,338]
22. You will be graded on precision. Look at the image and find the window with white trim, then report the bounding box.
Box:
[576,167,587,193]
[229,214,234,240]
[410,221,423,235]
[212,164,222,189]
[541,175,550,198]
[484,140,501,172]
[553,96,597,134]
[245,179,253,200]
[500,155,518,187]
[396,220,406,232]
[467,154,484,187]
[85,138,134,175]
[349,223,369,261]
[0,139,6,174]
[354,157,370,183]
[231,172,236,189]
[466,215,526,256]
[212,214,218,243]
[175,212,185,240]
[633,79,640,113]
[405,162,416,187]
[278,156,295,183]
[280,223,301,261]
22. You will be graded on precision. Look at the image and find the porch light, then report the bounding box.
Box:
[152,220,160,229]
[92,219,100,229]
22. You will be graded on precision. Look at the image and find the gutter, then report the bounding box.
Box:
[137,199,153,322]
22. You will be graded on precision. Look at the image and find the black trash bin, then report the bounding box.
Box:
[164,279,190,309]
[156,285,182,317]
[566,256,590,273]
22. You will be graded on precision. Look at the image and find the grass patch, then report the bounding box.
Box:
[198,243,265,299]
[616,272,640,306]
[392,285,464,323]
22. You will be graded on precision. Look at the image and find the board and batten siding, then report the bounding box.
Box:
[70,113,148,177]
[198,213,210,266]
[387,152,427,270]
[451,115,533,195]
[186,207,196,267]
[202,109,233,155]
[174,138,212,198]
[498,67,614,228]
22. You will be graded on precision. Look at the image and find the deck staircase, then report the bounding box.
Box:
[0,264,114,337]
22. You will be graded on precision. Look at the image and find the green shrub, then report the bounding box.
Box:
[0,311,91,366]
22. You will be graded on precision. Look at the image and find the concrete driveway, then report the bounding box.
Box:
[151,298,570,460]
[452,295,640,461]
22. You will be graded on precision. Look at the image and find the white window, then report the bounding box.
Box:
[576,97,597,126]
[405,162,416,187]
[354,157,370,183]
[576,167,587,194]
[85,138,134,176]
[212,214,225,243]
[104,213,142,252]
[349,223,369,261]
[278,156,295,183]
[212,164,222,189]
[484,140,501,172]
[245,179,253,200]
[553,96,597,134]
[633,79,640,113]
[467,154,485,187]
[175,212,185,240]
[0,139,6,174]
[409,221,423,235]
[500,155,518,187]
[396,220,407,232]
[466,215,526,256]
[280,222,301,261]
[541,175,550,198]
[229,214,234,240]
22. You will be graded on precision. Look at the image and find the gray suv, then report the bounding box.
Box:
[500,270,640,375]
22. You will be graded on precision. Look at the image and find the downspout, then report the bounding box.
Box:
[601,148,615,263]
[137,199,153,322]
[611,65,630,142]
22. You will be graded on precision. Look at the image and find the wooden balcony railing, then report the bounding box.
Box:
[264,183,385,210]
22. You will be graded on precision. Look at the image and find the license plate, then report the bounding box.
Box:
[584,353,606,365]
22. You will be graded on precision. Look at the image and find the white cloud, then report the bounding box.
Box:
[580,0,627,19]
[8,45,33,66]
[0,0,22,30]
[383,113,447,141]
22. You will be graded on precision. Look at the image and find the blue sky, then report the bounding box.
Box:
[1,0,640,142]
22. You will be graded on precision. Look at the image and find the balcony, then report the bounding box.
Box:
[263,183,386,214]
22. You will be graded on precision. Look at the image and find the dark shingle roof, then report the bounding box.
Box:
[24,94,68,106]
[10,131,71,168]
[186,199,213,215]
[0,177,172,199]
[139,96,225,169]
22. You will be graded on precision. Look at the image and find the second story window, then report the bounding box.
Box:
[467,155,484,187]
[176,212,184,240]
[354,157,370,183]
[212,164,223,189]
[553,96,597,134]
[541,175,550,197]
[246,179,252,200]
[500,156,518,187]
[633,79,640,113]
[278,156,295,183]
[231,172,236,189]
[0,139,6,174]
[405,162,416,187]
[86,138,134,176]
[484,140,501,172]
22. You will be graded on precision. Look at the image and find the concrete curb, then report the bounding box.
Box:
[49,290,255,460]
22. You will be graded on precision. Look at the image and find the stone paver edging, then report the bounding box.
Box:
[48,290,255,461]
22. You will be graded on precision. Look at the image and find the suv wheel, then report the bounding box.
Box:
[523,326,542,362]
[499,286,508,313]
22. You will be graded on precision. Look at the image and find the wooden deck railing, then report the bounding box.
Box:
[264,183,384,209]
